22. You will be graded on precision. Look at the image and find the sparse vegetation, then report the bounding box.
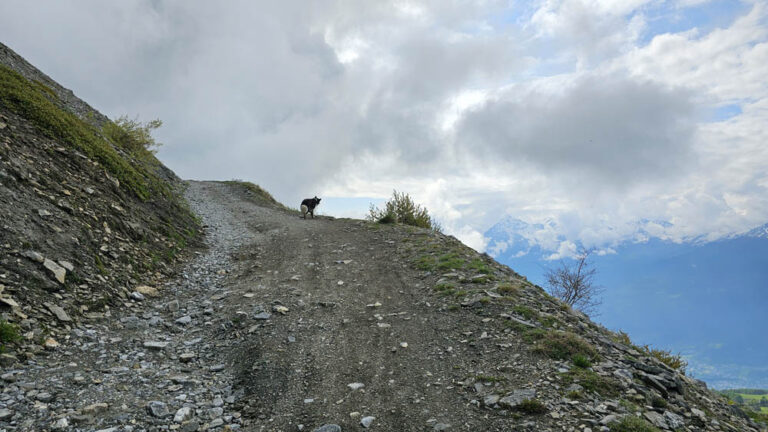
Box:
[613,330,688,373]
[497,282,519,295]
[517,398,547,414]
[562,368,621,397]
[608,415,661,432]
[533,331,599,362]
[0,64,168,201]
[513,305,537,321]
[573,354,592,368]
[368,190,441,232]
[102,115,163,155]
[0,320,21,350]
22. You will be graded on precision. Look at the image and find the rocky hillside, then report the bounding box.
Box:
[0,42,199,362]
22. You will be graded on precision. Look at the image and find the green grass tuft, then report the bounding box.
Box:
[608,416,661,432]
[517,399,547,415]
[533,331,599,362]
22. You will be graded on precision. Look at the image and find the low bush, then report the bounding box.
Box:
[368,190,441,232]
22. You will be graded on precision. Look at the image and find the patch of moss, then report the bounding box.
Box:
[513,305,537,321]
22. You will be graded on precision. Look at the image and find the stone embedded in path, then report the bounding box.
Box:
[43,259,66,283]
[167,299,180,311]
[0,408,13,420]
[312,425,342,432]
[179,352,196,363]
[43,337,59,350]
[361,416,375,428]
[146,401,170,418]
[136,285,160,297]
[81,403,109,415]
[44,302,71,322]
[143,341,169,350]
[174,406,193,423]
[498,389,537,409]
[175,315,192,325]
[129,291,145,301]
[253,311,271,320]
[347,382,365,390]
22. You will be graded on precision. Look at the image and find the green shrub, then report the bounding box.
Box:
[608,416,661,432]
[651,396,668,409]
[533,331,599,361]
[0,321,21,349]
[517,398,547,414]
[573,354,592,368]
[368,190,441,231]
[102,115,162,155]
[645,347,687,373]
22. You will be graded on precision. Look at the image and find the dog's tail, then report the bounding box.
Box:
[300,204,309,218]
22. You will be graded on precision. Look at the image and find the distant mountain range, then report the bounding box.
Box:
[485,217,768,389]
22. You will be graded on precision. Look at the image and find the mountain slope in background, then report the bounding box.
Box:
[486,216,768,389]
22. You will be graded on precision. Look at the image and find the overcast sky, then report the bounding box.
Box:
[2,0,766,253]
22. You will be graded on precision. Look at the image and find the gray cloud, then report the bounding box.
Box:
[457,76,697,187]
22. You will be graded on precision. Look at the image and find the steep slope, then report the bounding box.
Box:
[1,181,761,431]
[0,42,199,363]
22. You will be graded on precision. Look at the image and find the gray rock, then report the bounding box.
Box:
[129,291,145,301]
[179,352,196,363]
[212,396,224,407]
[143,341,169,350]
[146,400,170,418]
[175,315,192,325]
[253,311,271,320]
[58,260,74,271]
[51,418,69,429]
[208,407,224,419]
[643,411,668,429]
[498,389,537,409]
[44,302,71,321]
[664,410,685,429]
[433,424,451,431]
[361,416,375,428]
[209,364,226,372]
[22,250,45,263]
[174,406,193,423]
[43,258,66,283]
[483,394,500,406]
[167,300,180,312]
[209,418,224,428]
[312,425,342,432]
[0,408,13,420]
[36,391,53,402]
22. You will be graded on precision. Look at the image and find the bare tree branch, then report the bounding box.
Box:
[544,249,603,316]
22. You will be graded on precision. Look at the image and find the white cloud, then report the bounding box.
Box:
[0,0,766,254]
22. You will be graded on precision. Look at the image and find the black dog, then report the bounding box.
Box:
[300,196,321,219]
